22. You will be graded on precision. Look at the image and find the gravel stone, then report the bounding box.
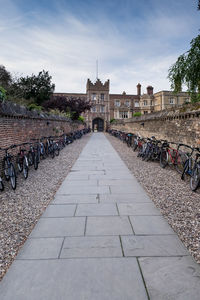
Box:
[0,134,91,280]
[106,133,200,264]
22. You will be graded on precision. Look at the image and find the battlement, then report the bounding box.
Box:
[86,79,110,92]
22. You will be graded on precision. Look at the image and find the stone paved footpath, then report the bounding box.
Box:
[1,133,200,300]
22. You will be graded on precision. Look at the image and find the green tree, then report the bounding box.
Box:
[0,65,12,90]
[168,35,200,102]
[0,86,6,101]
[17,70,55,105]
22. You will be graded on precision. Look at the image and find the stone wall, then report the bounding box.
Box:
[110,103,200,146]
[0,101,85,175]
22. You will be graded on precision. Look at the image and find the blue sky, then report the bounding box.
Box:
[0,0,199,93]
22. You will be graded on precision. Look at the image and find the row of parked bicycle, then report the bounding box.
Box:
[108,129,200,192]
[0,128,91,191]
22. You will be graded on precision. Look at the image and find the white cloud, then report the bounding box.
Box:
[0,0,198,95]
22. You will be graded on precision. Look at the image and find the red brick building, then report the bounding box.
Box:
[54,78,190,131]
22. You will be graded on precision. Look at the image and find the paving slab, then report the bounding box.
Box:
[99,179,141,186]
[75,203,118,216]
[60,236,122,258]
[52,194,99,204]
[0,258,148,300]
[71,165,105,171]
[64,173,89,180]
[16,238,63,260]
[62,179,98,186]
[99,193,151,203]
[139,256,200,300]
[86,216,133,235]
[110,185,145,194]
[121,235,189,257]
[57,185,110,195]
[118,202,161,215]
[30,217,85,237]
[41,204,76,217]
[129,215,175,235]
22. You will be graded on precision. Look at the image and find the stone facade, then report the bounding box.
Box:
[54,79,190,131]
[110,103,200,147]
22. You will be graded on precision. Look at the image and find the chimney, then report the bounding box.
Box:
[137,83,141,96]
[147,86,153,95]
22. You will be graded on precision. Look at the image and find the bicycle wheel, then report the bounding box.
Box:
[145,151,152,162]
[133,144,138,152]
[17,155,23,172]
[10,163,17,190]
[23,158,28,179]
[181,159,189,180]
[51,147,55,159]
[4,160,10,181]
[28,152,34,166]
[190,165,200,191]
[54,144,60,156]
[175,152,187,174]
[0,178,4,191]
[34,154,38,170]
[160,150,168,168]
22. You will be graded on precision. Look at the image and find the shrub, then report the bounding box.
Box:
[133,112,142,117]
[110,118,116,123]
[28,103,43,111]
[78,116,85,122]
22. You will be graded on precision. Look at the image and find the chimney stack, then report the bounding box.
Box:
[147,86,153,95]
[137,83,141,96]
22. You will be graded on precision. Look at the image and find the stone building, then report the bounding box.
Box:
[54,78,190,131]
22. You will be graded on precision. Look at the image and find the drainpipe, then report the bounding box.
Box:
[161,92,164,110]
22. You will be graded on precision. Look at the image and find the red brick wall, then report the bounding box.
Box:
[0,115,84,176]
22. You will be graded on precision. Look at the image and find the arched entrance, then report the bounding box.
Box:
[92,118,104,132]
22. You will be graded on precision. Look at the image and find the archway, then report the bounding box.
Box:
[92,118,104,132]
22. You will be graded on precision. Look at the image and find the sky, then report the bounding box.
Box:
[0,0,199,94]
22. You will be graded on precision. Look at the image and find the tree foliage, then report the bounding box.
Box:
[0,66,55,105]
[16,70,55,105]
[43,96,92,120]
[0,86,6,101]
[168,35,200,102]
[0,65,12,90]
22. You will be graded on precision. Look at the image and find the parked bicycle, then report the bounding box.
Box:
[189,149,200,191]
[2,145,17,190]
[16,143,29,179]
[160,142,186,174]
[28,141,40,170]
[0,176,4,191]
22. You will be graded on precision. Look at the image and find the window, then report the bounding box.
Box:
[100,106,105,113]
[150,100,153,106]
[134,101,139,107]
[143,111,148,114]
[143,100,147,106]
[119,111,128,119]
[100,93,104,100]
[125,101,130,107]
[92,93,97,100]
[115,100,120,107]
[169,98,175,104]
[91,106,96,112]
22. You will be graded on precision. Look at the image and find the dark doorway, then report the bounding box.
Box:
[92,118,104,132]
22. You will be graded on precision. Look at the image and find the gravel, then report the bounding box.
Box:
[106,133,200,264]
[0,134,91,280]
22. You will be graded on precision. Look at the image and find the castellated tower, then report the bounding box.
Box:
[85,79,110,131]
